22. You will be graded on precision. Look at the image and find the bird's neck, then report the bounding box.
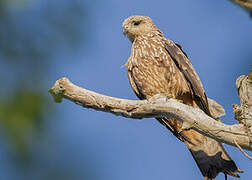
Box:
[132,29,164,43]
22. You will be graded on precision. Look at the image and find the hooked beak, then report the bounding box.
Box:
[123,26,128,35]
[123,28,128,35]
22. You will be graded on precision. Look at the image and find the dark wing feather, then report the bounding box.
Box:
[164,40,211,116]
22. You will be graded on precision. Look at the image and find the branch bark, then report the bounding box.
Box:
[49,73,252,151]
[230,0,252,17]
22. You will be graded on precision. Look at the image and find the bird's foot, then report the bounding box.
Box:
[178,122,195,135]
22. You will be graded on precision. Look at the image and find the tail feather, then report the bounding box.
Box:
[187,136,243,179]
[157,117,243,179]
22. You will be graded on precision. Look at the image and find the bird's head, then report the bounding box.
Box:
[122,16,156,42]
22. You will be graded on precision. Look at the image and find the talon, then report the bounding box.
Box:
[181,122,193,131]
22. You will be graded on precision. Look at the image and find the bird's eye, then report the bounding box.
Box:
[133,21,141,26]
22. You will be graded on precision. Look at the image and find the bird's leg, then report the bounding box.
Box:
[148,93,183,103]
[164,93,183,103]
[178,121,196,136]
[148,94,169,103]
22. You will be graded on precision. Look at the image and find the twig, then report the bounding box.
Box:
[230,0,252,17]
[234,139,252,160]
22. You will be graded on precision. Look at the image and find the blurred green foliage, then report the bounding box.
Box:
[0,0,31,9]
[0,0,90,179]
[0,0,87,63]
[0,90,47,159]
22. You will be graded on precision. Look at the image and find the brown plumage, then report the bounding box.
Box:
[123,16,243,179]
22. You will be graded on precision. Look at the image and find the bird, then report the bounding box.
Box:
[122,15,243,180]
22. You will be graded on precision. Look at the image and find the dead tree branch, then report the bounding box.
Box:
[230,0,252,17]
[234,139,252,160]
[49,71,252,151]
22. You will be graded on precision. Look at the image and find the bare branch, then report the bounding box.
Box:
[234,69,252,126]
[234,139,252,160]
[230,0,252,17]
[49,77,252,151]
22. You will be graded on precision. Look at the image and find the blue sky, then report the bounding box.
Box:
[1,0,251,179]
[51,0,252,179]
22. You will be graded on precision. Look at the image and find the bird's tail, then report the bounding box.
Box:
[157,117,243,179]
[185,131,243,179]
